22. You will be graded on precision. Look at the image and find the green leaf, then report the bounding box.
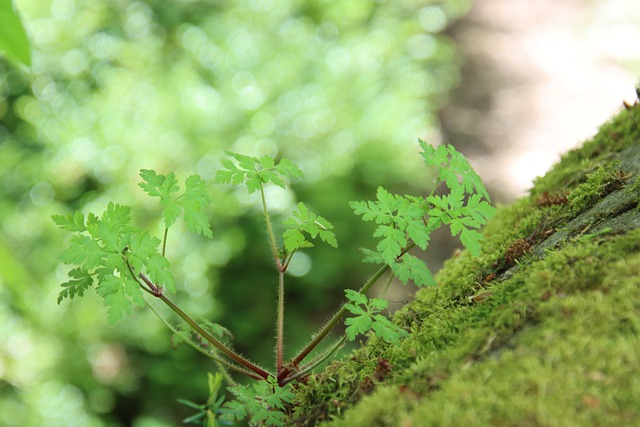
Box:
[344,290,407,344]
[183,175,211,208]
[140,170,177,223]
[445,145,489,199]
[224,378,293,426]
[350,187,397,225]
[83,203,134,253]
[139,169,180,199]
[344,311,373,341]
[61,235,105,269]
[368,297,388,311]
[88,203,134,252]
[259,155,275,169]
[418,139,449,169]
[0,0,31,67]
[145,253,176,293]
[245,173,263,193]
[417,142,495,258]
[275,158,304,180]
[139,170,212,236]
[420,141,491,201]
[283,228,313,253]
[123,230,176,292]
[57,268,94,303]
[371,314,409,343]
[96,275,135,324]
[460,228,483,257]
[352,186,431,265]
[52,212,87,232]
[160,199,182,228]
[344,291,374,340]
[344,289,367,305]
[405,218,430,250]
[391,253,436,287]
[216,151,303,195]
[263,379,294,410]
[360,248,385,264]
[214,158,244,185]
[54,197,187,323]
[283,202,337,252]
[177,399,204,411]
[374,225,406,264]
[180,175,213,237]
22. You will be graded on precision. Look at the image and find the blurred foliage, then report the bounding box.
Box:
[0,0,31,66]
[0,0,471,425]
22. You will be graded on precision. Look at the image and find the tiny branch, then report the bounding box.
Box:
[137,271,271,380]
[161,227,168,257]
[282,250,296,272]
[380,273,394,298]
[138,270,163,296]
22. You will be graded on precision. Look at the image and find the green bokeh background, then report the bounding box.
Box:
[0,0,471,425]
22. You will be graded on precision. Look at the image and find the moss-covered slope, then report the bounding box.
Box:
[290,104,640,426]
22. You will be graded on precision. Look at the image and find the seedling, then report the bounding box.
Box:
[53,140,495,426]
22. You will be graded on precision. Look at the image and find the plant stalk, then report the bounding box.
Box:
[259,183,283,271]
[161,227,168,257]
[278,262,390,382]
[276,270,285,373]
[135,270,271,380]
[278,243,416,383]
[156,291,271,379]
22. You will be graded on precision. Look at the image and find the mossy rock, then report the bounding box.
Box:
[289,104,640,426]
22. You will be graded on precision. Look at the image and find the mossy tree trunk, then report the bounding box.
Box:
[289,104,640,426]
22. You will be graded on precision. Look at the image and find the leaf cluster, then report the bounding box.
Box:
[350,187,436,286]
[343,290,409,344]
[53,203,174,324]
[214,151,303,194]
[223,377,295,427]
[53,171,213,324]
[350,140,495,287]
[139,169,213,238]
[51,142,495,426]
[283,202,338,253]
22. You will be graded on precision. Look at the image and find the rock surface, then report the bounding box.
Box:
[290,104,640,426]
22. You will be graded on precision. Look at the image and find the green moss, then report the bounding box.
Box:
[289,106,640,426]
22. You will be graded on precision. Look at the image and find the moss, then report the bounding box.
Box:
[288,105,640,426]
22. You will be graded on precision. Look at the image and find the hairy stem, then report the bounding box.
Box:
[157,291,270,379]
[260,183,282,271]
[135,269,270,380]
[145,299,259,382]
[278,262,390,383]
[277,270,285,373]
[278,243,416,383]
[281,336,346,386]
